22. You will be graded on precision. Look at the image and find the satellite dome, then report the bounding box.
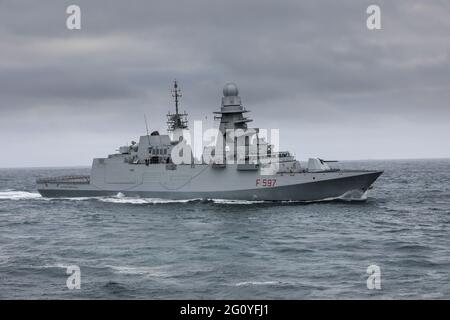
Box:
[223,83,239,97]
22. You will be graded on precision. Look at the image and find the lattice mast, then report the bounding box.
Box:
[167,80,188,131]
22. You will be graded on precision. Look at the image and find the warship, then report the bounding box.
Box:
[37,81,382,201]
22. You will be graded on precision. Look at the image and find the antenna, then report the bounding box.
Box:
[144,114,151,147]
[144,114,150,136]
[172,79,182,115]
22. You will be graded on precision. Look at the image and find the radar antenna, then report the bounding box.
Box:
[173,79,181,115]
[167,79,188,131]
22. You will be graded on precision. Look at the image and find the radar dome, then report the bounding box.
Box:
[223,83,239,97]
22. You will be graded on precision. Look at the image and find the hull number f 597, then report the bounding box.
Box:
[256,178,276,187]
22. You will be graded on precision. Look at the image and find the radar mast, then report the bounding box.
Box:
[167,80,188,131]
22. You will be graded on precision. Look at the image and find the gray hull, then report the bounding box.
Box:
[37,170,382,202]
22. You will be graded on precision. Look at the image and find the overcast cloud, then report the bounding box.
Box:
[0,0,449,167]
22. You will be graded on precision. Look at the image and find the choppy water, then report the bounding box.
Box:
[0,159,449,299]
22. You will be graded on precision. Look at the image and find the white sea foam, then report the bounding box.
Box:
[0,190,360,204]
[98,197,150,204]
[40,263,72,269]
[0,254,11,265]
[0,190,42,200]
[235,281,281,287]
[98,197,199,204]
[338,189,369,201]
[94,195,268,204]
[210,199,266,205]
[106,265,173,277]
[43,196,98,202]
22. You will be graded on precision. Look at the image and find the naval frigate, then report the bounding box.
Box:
[37,81,382,201]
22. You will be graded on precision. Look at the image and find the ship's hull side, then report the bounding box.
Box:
[37,167,382,201]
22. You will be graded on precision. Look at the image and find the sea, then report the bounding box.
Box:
[0,159,449,299]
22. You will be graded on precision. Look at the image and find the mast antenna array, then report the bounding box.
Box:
[173,79,181,115]
[167,79,188,131]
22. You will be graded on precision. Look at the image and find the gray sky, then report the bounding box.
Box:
[1,0,449,167]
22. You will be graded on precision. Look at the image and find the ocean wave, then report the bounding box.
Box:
[106,265,175,278]
[98,197,199,204]
[210,199,266,205]
[0,190,366,205]
[0,255,11,266]
[0,190,42,200]
[234,281,282,287]
[54,195,272,205]
[0,190,266,205]
[40,263,74,269]
[0,190,195,204]
[99,196,270,205]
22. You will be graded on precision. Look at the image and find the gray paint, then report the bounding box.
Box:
[37,83,383,201]
[37,168,382,201]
